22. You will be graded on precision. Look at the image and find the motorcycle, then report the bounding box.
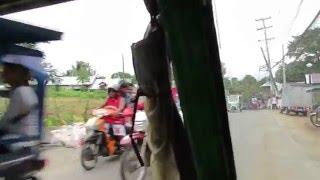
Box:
[80,108,146,170]
[120,110,149,180]
[310,106,320,127]
[0,145,47,180]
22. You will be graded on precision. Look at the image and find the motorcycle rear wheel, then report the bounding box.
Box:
[81,143,98,170]
[310,114,320,127]
[120,147,147,180]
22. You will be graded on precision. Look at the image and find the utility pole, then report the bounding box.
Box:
[260,47,278,93]
[282,44,286,86]
[122,54,125,72]
[121,53,125,81]
[256,17,278,95]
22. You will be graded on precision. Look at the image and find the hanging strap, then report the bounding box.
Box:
[130,88,145,166]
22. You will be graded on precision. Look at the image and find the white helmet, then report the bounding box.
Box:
[108,84,120,92]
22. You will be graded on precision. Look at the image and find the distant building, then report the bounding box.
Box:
[48,76,107,90]
[47,75,128,90]
[305,73,320,85]
[261,82,282,97]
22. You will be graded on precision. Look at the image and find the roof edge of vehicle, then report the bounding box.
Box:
[0,0,74,16]
[0,17,62,43]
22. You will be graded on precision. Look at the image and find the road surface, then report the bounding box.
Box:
[38,147,121,180]
[38,110,320,180]
[230,110,320,180]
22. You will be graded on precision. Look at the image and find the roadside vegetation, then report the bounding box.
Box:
[45,87,106,127]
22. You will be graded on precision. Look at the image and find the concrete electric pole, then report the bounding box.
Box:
[256,17,278,95]
[282,44,286,86]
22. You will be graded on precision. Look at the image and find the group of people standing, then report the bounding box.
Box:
[250,95,281,110]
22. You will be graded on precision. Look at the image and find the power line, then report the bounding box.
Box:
[287,0,304,34]
[273,10,320,68]
[300,10,320,36]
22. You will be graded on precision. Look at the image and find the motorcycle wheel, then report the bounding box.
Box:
[310,114,320,127]
[81,143,98,170]
[120,147,147,180]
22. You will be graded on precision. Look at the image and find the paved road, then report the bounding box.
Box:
[230,110,320,180]
[37,147,121,180]
[38,110,320,180]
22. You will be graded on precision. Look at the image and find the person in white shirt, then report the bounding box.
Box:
[272,96,278,110]
[0,63,38,138]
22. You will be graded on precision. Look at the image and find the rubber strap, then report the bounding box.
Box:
[130,89,145,166]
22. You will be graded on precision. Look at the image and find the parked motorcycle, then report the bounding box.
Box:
[310,106,320,127]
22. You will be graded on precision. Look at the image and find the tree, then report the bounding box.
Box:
[111,72,133,79]
[287,28,320,60]
[66,61,95,84]
[276,28,320,83]
[42,61,62,86]
[66,61,95,77]
[76,66,90,84]
[239,75,260,102]
[275,59,320,82]
[111,72,137,84]
[258,76,268,86]
[223,75,261,103]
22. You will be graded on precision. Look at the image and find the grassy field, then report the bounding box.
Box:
[0,88,107,127]
[45,97,104,127]
[45,88,106,126]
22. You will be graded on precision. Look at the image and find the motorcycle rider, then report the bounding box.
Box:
[100,84,126,154]
[0,62,39,153]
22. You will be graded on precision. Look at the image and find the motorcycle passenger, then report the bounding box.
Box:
[100,84,127,154]
[119,82,134,107]
[101,84,126,124]
[0,63,38,153]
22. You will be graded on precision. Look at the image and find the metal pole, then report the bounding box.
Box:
[282,44,286,85]
[122,53,125,74]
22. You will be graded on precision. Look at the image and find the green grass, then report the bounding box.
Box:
[0,88,107,127]
[44,97,104,127]
[47,87,106,99]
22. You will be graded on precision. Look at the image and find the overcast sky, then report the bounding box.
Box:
[4,0,320,79]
